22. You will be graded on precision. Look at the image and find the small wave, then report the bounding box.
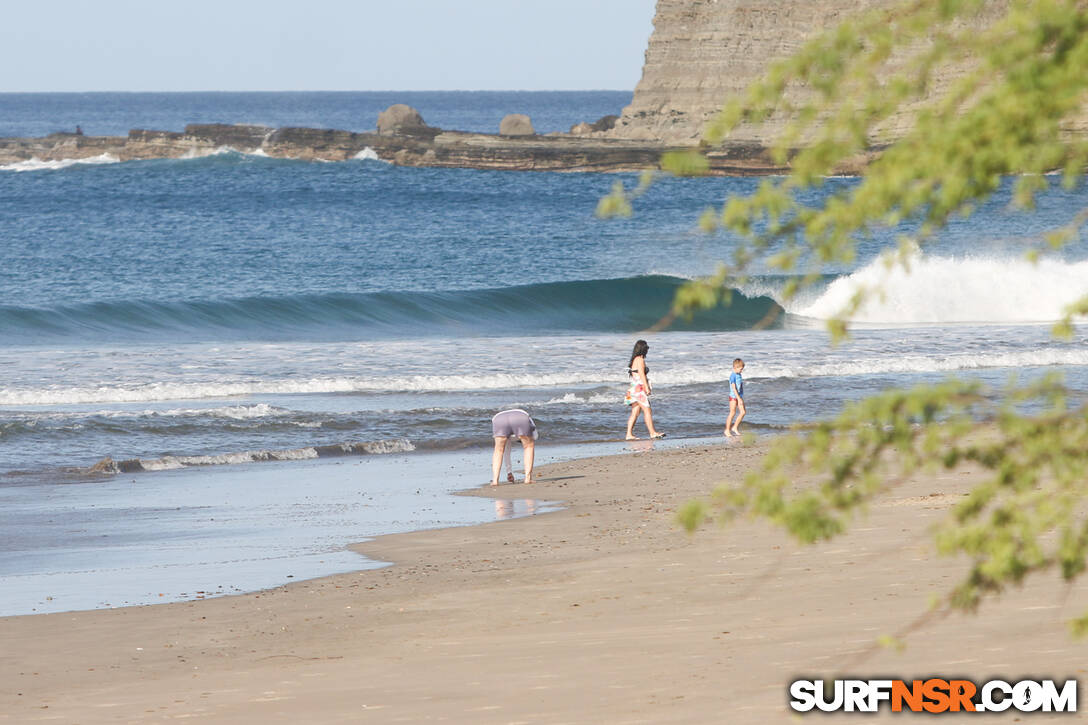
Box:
[753,348,1088,380]
[180,146,274,161]
[0,153,120,172]
[0,374,620,405]
[0,404,283,424]
[157,403,280,419]
[6,345,1087,407]
[540,392,621,405]
[353,147,387,162]
[649,348,1088,384]
[787,255,1088,324]
[87,437,415,474]
[88,403,284,420]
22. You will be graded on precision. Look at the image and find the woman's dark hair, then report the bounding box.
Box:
[628,339,649,368]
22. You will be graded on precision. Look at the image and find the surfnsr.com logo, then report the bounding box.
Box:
[789,679,1078,713]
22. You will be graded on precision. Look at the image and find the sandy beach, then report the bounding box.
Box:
[2,441,1086,723]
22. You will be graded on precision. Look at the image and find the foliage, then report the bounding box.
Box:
[605,0,1088,633]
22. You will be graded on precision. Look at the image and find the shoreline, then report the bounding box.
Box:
[0,438,708,618]
[3,442,1086,722]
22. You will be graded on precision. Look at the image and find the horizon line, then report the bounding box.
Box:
[0,88,637,95]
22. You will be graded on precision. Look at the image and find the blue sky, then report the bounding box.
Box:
[1,1,657,92]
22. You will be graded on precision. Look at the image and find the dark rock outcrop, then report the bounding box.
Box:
[591,115,619,132]
[184,124,272,147]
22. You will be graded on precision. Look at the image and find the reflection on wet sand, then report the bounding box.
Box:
[494,499,540,520]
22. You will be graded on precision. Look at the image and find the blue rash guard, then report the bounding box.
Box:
[729,371,744,400]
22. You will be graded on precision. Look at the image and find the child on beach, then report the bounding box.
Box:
[724,358,746,437]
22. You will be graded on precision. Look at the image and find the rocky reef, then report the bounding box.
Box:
[0,114,799,175]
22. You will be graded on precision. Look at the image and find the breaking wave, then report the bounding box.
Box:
[7,255,1079,345]
[785,255,1088,324]
[0,276,782,343]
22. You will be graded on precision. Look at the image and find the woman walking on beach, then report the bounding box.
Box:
[625,339,665,440]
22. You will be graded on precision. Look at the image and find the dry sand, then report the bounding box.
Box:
[2,441,1086,723]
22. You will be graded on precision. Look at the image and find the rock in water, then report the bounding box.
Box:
[499,114,535,136]
[377,105,427,135]
[569,122,594,135]
[88,457,117,474]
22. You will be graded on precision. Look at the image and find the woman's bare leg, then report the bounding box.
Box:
[626,405,641,439]
[491,436,508,485]
[643,404,662,438]
[504,435,515,482]
[519,437,535,483]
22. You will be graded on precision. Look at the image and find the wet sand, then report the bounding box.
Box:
[2,441,1086,723]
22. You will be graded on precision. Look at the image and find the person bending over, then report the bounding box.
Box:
[491,409,537,485]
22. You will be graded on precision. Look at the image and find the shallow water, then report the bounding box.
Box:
[0,445,577,617]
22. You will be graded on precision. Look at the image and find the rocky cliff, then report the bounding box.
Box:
[611,0,888,143]
[611,0,1086,145]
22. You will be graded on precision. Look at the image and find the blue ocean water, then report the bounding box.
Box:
[0,90,633,139]
[2,91,1087,614]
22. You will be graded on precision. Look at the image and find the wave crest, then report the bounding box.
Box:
[0,276,780,343]
[787,256,1088,324]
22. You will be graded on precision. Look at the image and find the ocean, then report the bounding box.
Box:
[2,91,1086,615]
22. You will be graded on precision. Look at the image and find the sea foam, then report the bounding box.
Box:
[5,344,1088,408]
[0,153,120,172]
[790,255,1088,324]
[354,147,386,161]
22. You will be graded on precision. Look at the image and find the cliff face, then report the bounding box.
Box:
[611,0,1088,145]
[611,0,893,144]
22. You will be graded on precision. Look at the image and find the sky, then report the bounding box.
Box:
[0,0,657,92]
